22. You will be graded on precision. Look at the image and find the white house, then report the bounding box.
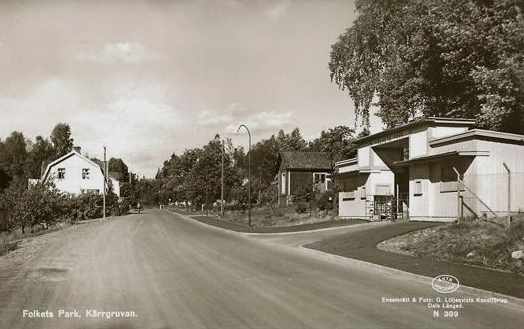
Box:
[42,150,120,197]
[334,117,524,222]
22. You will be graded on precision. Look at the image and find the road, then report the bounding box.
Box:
[0,210,522,329]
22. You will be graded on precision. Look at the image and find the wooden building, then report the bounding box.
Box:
[277,152,333,207]
[42,150,121,197]
[334,117,524,222]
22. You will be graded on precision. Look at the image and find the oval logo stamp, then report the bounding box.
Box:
[431,275,460,293]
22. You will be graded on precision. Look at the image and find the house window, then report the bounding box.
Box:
[81,189,99,194]
[82,168,90,180]
[414,180,423,196]
[281,172,286,195]
[314,173,326,184]
[57,168,65,179]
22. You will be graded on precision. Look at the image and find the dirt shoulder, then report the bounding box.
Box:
[0,226,71,272]
[0,217,116,272]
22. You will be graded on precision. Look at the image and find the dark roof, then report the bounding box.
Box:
[92,160,121,181]
[278,152,332,170]
[109,172,121,181]
[93,159,105,170]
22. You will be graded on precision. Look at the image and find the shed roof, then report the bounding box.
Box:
[277,152,332,171]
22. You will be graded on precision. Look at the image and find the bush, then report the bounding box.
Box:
[293,183,314,203]
[317,190,335,211]
[0,180,133,235]
[224,204,247,212]
[295,202,308,214]
[258,184,277,206]
[119,198,132,215]
[0,182,66,233]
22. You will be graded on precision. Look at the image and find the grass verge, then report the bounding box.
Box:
[169,205,341,228]
[188,214,367,233]
[380,218,524,275]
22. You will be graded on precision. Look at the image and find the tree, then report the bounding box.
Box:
[0,132,28,187]
[250,135,280,188]
[0,139,9,191]
[308,126,356,161]
[276,128,308,151]
[25,136,55,179]
[0,167,9,193]
[108,158,130,183]
[50,123,74,157]
[330,1,524,133]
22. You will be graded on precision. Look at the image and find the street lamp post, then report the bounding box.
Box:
[236,124,251,227]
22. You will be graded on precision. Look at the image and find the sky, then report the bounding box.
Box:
[0,1,382,177]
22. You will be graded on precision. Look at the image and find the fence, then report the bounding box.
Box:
[458,170,524,223]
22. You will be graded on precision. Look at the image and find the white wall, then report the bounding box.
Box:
[339,162,359,173]
[338,192,367,219]
[358,146,370,167]
[368,170,394,195]
[409,130,427,158]
[468,140,524,214]
[109,177,121,197]
[337,171,394,219]
[372,151,386,166]
[407,163,456,221]
[47,154,104,196]
[430,126,469,139]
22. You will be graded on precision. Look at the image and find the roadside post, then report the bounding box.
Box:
[503,162,511,228]
[452,167,462,221]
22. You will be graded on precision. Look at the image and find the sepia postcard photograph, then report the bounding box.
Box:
[0,1,523,328]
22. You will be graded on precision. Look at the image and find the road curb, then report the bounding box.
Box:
[165,209,244,236]
[164,209,383,236]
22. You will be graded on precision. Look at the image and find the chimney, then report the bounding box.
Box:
[73,146,81,153]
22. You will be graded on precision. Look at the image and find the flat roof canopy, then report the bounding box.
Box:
[392,151,489,167]
[352,117,475,145]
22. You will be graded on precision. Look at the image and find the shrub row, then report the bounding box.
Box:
[0,182,128,234]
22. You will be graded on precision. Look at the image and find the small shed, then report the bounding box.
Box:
[276,152,333,207]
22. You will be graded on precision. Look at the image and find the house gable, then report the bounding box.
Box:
[43,151,103,181]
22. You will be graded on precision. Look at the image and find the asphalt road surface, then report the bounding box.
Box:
[0,210,522,329]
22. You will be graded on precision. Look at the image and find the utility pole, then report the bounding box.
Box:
[221,139,224,217]
[103,146,106,220]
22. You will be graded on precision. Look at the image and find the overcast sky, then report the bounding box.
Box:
[0,1,382,177]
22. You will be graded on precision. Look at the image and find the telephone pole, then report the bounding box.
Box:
[221,139,225,216]
[103,146,106,220]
